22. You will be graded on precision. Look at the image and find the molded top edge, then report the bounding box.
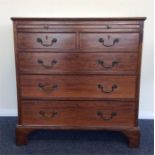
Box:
[11,17,146,21]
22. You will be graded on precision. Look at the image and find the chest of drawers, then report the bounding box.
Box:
[11,17,146,147]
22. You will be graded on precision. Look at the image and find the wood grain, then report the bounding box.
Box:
[80,33,139,51]
[11,17,146,147]
[17,32,76,50]
[21,100,135,126]
[20,75,136,99]
[19,52,138,75]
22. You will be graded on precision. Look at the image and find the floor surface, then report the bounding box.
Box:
[0,118,153,155]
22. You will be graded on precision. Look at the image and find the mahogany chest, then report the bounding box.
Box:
[11,17,146,147]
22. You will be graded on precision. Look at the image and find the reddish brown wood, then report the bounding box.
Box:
[13,21,22,124]
[19,53,138,75]
[11,17,146,21]
[20,100,135,126]
[122,127,140,147]
[17,32,76,50]
[16,126,32,145]
[16,125,140,146]
[16,24,140,29]
[135,21,145,126]
[11,17,146,147]
[20,75,136,99]
[80,33,139,51]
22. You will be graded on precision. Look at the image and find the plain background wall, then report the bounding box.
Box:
[0,0,154,118]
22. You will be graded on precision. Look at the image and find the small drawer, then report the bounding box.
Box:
[16,24,140,33]
[19,53,138,75]
[80,33,139,51]
[20,75,136,100]
[20,100,136,127]
[17,32,76,50]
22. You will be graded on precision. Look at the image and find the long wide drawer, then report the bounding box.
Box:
[20,100,136,127]
[20,75,136,100]
[80,33,139,51]
[17,32,76,50]
[19,53,138,75]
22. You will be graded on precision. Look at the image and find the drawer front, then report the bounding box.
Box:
[80,33,139,51]
[21,100,135,127]
[17,32,76,50]
[16,24,140,33]
[19,53,138,75]
[20,75,136,100]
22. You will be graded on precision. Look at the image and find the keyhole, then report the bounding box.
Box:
[107,35,111,39]
[45,35,48,40]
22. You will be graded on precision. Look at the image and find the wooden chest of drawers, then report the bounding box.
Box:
[11,17,146,147]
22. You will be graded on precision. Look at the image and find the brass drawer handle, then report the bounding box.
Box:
[37,59,57,69]
[37,37,57,47]
[98,37,119,47]
[97,60,119,69]
[38,83,58,92]
[97,84,117,93]
[39,111,58,118]
[97,111,117,121]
